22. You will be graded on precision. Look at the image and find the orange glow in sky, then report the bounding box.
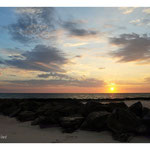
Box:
[107,83,117,93]
[1,8,150,93]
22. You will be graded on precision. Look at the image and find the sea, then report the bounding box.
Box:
[1,93,150,108]
[0,93,150,99]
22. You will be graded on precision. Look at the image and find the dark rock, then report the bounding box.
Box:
[136,124,148,135]
[36,102,83,119]
[31,113,61,128]
[9,108,22,117]
[143,111,150,126]
[141,107,150,135]
[57,105,82,116]
[59,116,84,133]
[17,111,36,122]
[34,102,83,129]
[43,112,61,124]
[2,105,19,116]
[19,101,40,112]
[107,108,141,133]
[82,101,106,116]
[142,107,150,117]
[112,132,133,142]
[31,115,59,128]
[35,103,54,116]
[31,116,45,126]
[106,102,128,112]
[129,102,143,118]
[0,100,19,116]
[81,111,110,131]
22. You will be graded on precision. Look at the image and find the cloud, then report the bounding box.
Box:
[103,24,126,30]
[75,55,82,58]
[8,54,25,60]
[109,33,150,63]
[119,7,136,14]
[9,78,105,87]
[1,44,68,72]
[62,21,99,39]
[130,19,141,25]
[8,8,58,44]
[130,18,150,26]
[99,67,105,70]
[143,77,150,84]
[37,72,72,79]
[0,47,22,55]
[63,42,88,47]
[143,8,150,14]
[0,60,4,64]
[23,45,67,64]
[8,8,101,43]
[144,77,150,82]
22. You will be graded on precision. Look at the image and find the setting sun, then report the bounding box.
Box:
[110,87,114,91]
[108,83,116,93]
[110,87,115,92]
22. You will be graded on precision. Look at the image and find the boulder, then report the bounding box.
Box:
[82,101,106,116]
[136,124,148,135]
[31,113,61,128]
[35,103,54,116]
[17,111,36,122]
[129,102,143,118]
[57,105,82,116]
[0,100,19,116]
[34,102,83,129]
[31,116,46,126]
[142,107,150,118]
[112,132,133,142]
[141,107,150,134]
[2,105,19,116]
[59,116,84,133]
[19,101,40,112]
[81,111,110,131]
[105,102,128,112]
[9,108,22,117]
[37,102,83,118]
[142,111,150,126]
[107,108,141,133]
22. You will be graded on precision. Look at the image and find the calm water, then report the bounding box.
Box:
[0,93,150,99]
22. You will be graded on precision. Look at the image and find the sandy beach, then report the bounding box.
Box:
[0,114,150,143]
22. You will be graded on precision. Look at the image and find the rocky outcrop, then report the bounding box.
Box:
[0,98,150,142]
[129,101,143,118]
[106,102,128,112]
[81,101,106,116]
[16,111,36,122]
[107,108,141,133]
[59,116,84,133]
[81,111,110,131]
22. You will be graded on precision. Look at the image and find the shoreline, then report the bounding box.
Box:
[0,97,150,102]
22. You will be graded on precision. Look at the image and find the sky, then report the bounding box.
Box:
[0,7,150,93]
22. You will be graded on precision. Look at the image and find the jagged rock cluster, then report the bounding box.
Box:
[0,98,150,142]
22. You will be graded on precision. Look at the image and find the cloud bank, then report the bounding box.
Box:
[10,78,105,88]
[1,44,68,72]
[109,33,150,64]
[8,8,58,43]
[62,21,99,39]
